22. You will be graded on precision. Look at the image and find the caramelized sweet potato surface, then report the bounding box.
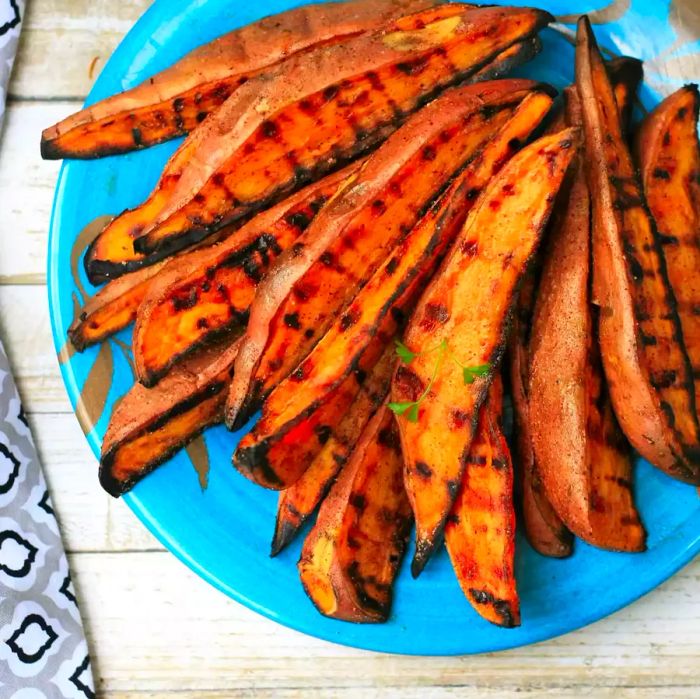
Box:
[130,5,551,258]
[636,85,700,413]
[41,0,441,159]
[239,89,553,476]
[445,377,520,627]
[68,261,166,351]
[298,404,412,622]
[576,16,700,484]
[99,341,239,496]
[271,344,395,556]
[392,128,576,575]
[225,79,542,428]
[132,164,359,386]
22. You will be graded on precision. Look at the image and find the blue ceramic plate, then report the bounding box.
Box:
[48,0,700,654]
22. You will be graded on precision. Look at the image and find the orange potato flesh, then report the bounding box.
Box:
[635,85,700,414]
[271,344,395,556]
[298,404,412,623]
[242,89,553,460]
[392,128,577,575]
[445,377,520,627]
[225,80,542,428]
[99,342,239,496]
[528,88,646,551]
[234,319,395,490]
[132,6,552,258]
[41,0,442,159]
[132,164,359,386]
[576,16,700,484]
[68,261,166,351]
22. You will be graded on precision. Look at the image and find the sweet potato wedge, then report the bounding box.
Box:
[528,88,645,550]
[509,65,641,558]
[225,79,542,429]
[271,343,395,556]
[607,56,643,133]
[132,164,359,386]
[240,89,554,475]
[41,0,442,159]
[444,376,520,627]
[99,341,239,496]
[576,16,700,484]
[129,5,552,259]
[68,261,167,351]
[392,128,577,575]
[636,85,700,412]
[298,403,412,623]
[510,267,573,558]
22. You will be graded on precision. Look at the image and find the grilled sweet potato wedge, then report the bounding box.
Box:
[133,164,359,387]
[298,403,412,623]
[510,267,573,558]
[99,341,239,496]
[636,85,700,412]
[68,261,166,351]
[607,56,643,133]
[509,66,641,558]
[392,128,576,575]
[444,377,520,627]
[239,89,554,479]
[128,5,552,259]
[225,79,542,428]
[528,89,645,550]
[576,16,700,484]
[41,0,442,159]
[271,344,395,556]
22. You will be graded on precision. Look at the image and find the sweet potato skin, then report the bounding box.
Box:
[132,5,552,258]
[132,165,358,386]
[298,404,412,623]
[99,341,239,496]
[445,377,520,627]
[528,89,645,550]
[509,268,573,558]
[576,16,700,484]
[271,344,395,556]
[225,79,542,429]
[392,128,577,575]
[635,85,700,413]
[41,0,441,159]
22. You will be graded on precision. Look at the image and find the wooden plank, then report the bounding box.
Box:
[10,0,147,100]
[33,412,162,553]
[0,285,73,413]
[0,101,75,285]
[70,551,700,695]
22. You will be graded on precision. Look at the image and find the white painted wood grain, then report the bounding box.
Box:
[70,551,700,696]
[0,102,72,284]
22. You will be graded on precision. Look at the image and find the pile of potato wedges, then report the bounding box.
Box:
[44,1,700,627]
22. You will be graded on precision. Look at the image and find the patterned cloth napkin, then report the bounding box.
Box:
[1,3,95,696]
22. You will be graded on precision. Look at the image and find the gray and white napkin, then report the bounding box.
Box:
[1,2,95,696]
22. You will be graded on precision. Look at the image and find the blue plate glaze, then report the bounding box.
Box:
[47,0,700,654]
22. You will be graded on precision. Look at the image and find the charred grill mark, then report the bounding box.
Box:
[639,331,657,346]
[658,233,680,247]
[261,119,280,139]
[396,55,428,76]
[377,427,400,450]
[286,210,312,231]
[132,127,143,146]
[172,288,198,311]
[415,461,433,478]
[340,309,360,331]
[395,366,424,402]
[386,257,399,275]
[422,145,437,161]
[468,589,516,627]
[650,369,678,390]
[320,251,335,267]
[284,312,301,330]
[420,302,449,331]
[653,167,671,181]
[622,239,645,283]
[350,493,367,511]
[467,454,488,465]
[314,424,332,445]
[450,409,469,430]
[461,239,478,257]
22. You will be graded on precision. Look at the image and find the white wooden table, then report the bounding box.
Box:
[1,1,699,696]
